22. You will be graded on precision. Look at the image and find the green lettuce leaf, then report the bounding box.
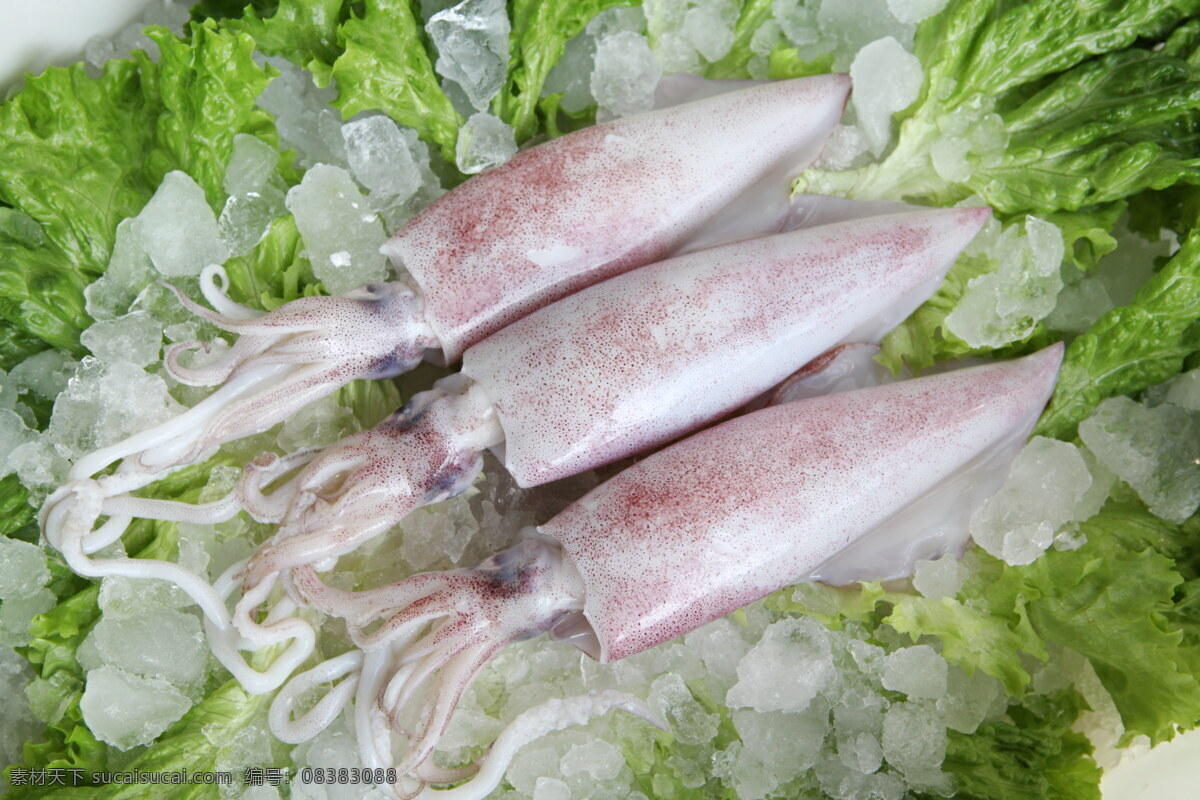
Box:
[702,0,774,79]
[225,0,347,68]
[0,22,275,356]
[797,0,1200,214]
[941,691,1100,800]
[329,0,461,163]
[1035,230,1200,440]
[499,0,637,143]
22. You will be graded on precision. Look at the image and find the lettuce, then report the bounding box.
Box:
[1035,230,1200,440]
[0,22,275,356]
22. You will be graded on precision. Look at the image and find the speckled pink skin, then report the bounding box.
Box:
[541,344,1064,662]
[384,74,851,362]
[465,206,991,487]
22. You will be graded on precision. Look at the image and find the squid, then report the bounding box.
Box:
[273,344,1064,799]
[48,73,851,502]
[65,203,989,639]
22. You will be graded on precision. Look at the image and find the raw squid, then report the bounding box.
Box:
[272,345,1064,799]
[51,74,851,498]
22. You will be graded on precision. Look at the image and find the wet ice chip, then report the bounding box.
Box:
[399,495,481,568]
[1164,368,1200,412]
[0,410,37,479]
[732,704,828,784]
[937,666,1002,735]
[930,136,971,183]
[342,115,425,210]
[649,672,719,744]
[560,739,625,781]
[850,37,923,155]
[880,700,947,776]
[881,645,947,700]
[1079,396,1200,524]
[85,219,157,320]
[727,617,835,712]
[277,395,361,452]
[9,439,71,496]
[426,0,511,111]
[507,742,566,794]
[592,32,662,118]
[92,609,208,690]
[48,360,181,462]
[285,164,387,294]
[543,34,599,113]
[684,617,750,688]
[772,0,819,45]
[0,589,55,646]
[887,0,950,23]
[533,777,571,800]
[838,731,884,774]
[970,437,1094,565]
[9,350,77,402]
[219,188,286,257]
[223,133,280,197]
[682,0,738,62]
[0,538,50,600]
[256,58,347,168]
[81,666,192,749]
[80,311,163,368]
[814,124,871,171]
[911,555,968,599]
[946,216,1065,348]
[132,171,229,278]
[455,112,518,175]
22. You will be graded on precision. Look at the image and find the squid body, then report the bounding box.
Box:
[229,203,990,590]
[57,74,851,492]
[276,345,1063,798]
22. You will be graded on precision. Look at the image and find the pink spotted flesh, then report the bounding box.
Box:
[464,206,992,486]
[541,345,1064,662]
[384,74,851,361]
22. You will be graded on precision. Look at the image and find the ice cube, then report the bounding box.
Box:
[99,572,196,616]
[817,0,917,67]
[682,0,738,62]
[592,32,662,118]
[910,555,968,600]
[727,617,836,712]
[342,115,426,210]
[732,702,828,783]
[256,59,347,169]
[92,609,208,690]
[649,673,719,744]
[838,730,884,774]
[48,359,181,462]
[0,537,50,599]
[772,0,819,45]
[1165,368,1200,412]
[276,395,361,452]
[814,124,872,171]
[80,311,164,368]
[85,219,157,321]
[285,164,388,294]
[880,700,947,776]
[1079,396,1200,523]
[683,617,750,689]
[850,37,923,155]
[133,171,229,278]
[9,439,71,496]
[543,34,598,113]
[0,409,36,479]
[970,436,1094,565]
[560,738,625,781]
[587,6,647,37]
[534,777,572,800]
[946,216,1065,348]
[0,588,55,646]
[8,350,75,403]
[0,645,39,768]
[930,136,972,183]
[887,0,950,24]
[880,645,948,700]
[223,133,280,197]
[426,0,511,111]
[399,494,481,569]
[219,187,286,258]
[80,666,192,749]
[507,742,566,794]
[455,112,518,175]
